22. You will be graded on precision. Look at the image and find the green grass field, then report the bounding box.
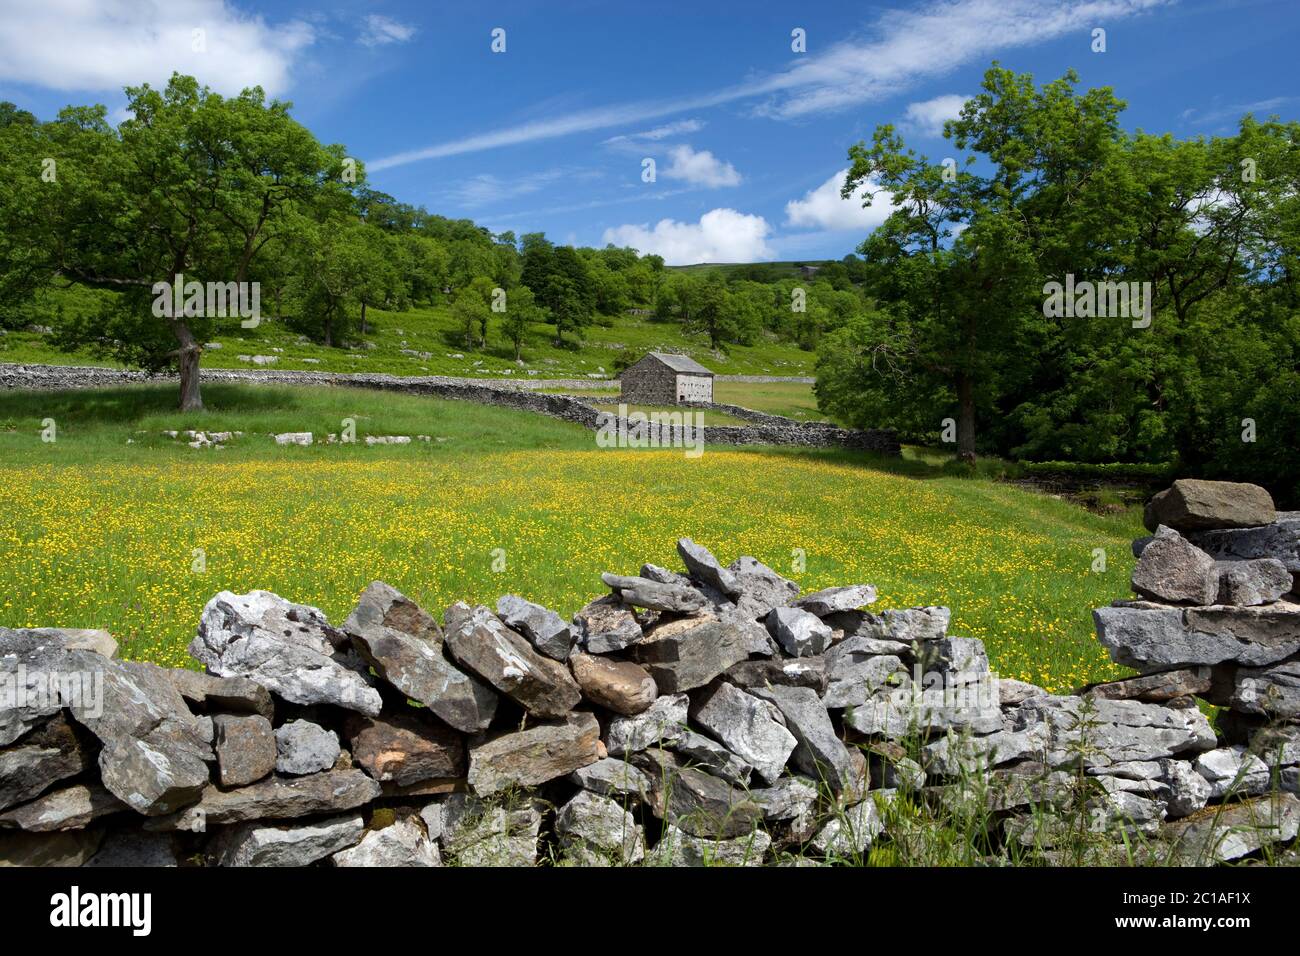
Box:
[0,383,1141,692]
[713,380,831,422]
[0,283,816,380]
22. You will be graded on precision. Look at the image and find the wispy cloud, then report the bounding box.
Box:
[636,119,705,140]
[369,94,738,171]
[445,167,602,208]
[749,0,1168,120]
[1183,96,1295,127]
[358,14,416,48]
[474,186,698,226]
[369,0,1168,171]
[602,119,706,148]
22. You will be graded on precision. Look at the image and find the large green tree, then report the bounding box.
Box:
[0,74,353,409]
[822,67,1107,460]
[817,64,1300,502]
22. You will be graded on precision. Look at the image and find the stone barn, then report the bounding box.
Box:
[619,351,714,404]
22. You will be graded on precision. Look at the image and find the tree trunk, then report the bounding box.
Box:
[956,370,976,463]
[324,313,333,348]
[173,321,203,411]
[360,301,368,336]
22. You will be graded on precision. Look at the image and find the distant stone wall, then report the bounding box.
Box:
[0,363,900,454]
[0,363,602,393]
[3,486,1299,867]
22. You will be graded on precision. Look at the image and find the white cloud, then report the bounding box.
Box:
[0,0,314,98]
[370,0,1166,169]
[785,169,894,232]
[359,14,416,47]
[901,93,970,137]
[602,208,774,265]
[662,145,741,188]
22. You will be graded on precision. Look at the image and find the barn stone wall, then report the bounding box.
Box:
[618,360,677,405]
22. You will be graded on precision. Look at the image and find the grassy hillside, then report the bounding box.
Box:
[0,383,1139,692]
[0,283,816,379]
[669,261,829,280]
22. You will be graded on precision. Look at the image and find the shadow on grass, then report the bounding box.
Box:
[729,444,987,482]
[0,383,298,426]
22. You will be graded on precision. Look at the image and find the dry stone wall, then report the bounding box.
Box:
[3,480,1299,867]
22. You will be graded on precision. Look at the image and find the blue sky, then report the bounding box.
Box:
[1,0,1296,263]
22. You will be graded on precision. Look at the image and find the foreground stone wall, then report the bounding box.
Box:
[0,363,899,453]
[2,480,1298,867]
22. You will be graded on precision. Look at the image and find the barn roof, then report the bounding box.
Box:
[645,351,714,375]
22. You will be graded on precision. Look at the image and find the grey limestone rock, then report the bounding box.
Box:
[1131,526,1219,605]
[1217,559,1292,606]
[676,538,741,596]
[213,813,364,866]
[793,585,878,618]
[345,586,497,733]
[192,590,381,715]
[332,817,441,867]
[275,720,341,776]
[750,685,854,790]
[601,573,708,614]
[766,606,833,658]
[443,602,582,718]
[556,790,644,865]
[574,594,644,654]
[650,824,771,867]
[496,594,573,660]
[689,682,796,785]
[1095,601,1300,671]
[467,712,600,796]
[606,693,689,756]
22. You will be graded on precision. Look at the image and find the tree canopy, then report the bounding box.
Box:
[815,65,1300,502]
